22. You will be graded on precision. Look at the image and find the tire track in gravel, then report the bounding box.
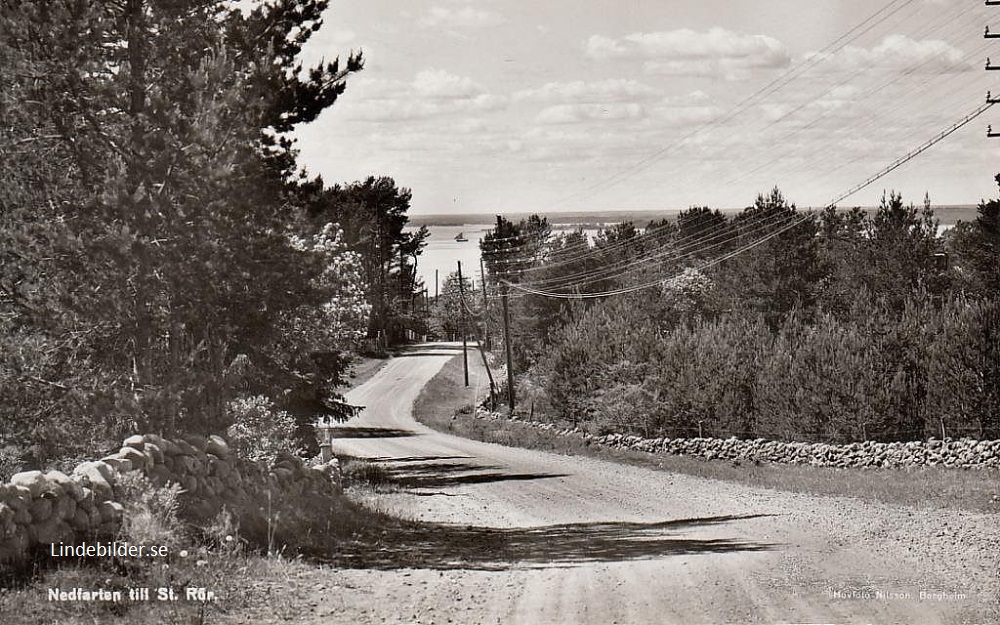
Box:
[313,343,999,625]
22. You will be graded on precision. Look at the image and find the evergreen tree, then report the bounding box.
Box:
[0,0,364,460]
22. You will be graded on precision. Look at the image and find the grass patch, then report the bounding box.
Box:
[413,353,1000,514]
[339,456,397,491]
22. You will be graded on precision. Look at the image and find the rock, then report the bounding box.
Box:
[159,438,181,457]
[10,471,47,498]
[29,498,53,523]
[148,465,172,488]
[123,434,146,451]
[214,459,232,480]
[101,456,133,473]
[205,435,230,459]
[3,525,30,556]
[182,435,208,452]
[0,503,13,527]
[145,443,164,465]
[13,507,30,525]
[98,500,124,523]
[34,519,73,544]
[174,439,199,456]
[46,471,84,502]
[73,461,115,484]
[118,446,151,471]
[71,507,91,530]
[74,470,114,504]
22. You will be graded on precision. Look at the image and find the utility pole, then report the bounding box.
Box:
[479,256,490,350]
[457,261,470,387]
[495,214,517,412]
[989,7,1000,136]
[434,269,439,300]
[501,288,515,412]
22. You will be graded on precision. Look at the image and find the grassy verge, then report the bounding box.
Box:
[413,354,1000,514]
[342,353,393,392]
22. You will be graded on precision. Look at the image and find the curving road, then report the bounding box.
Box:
[319,343,998,625]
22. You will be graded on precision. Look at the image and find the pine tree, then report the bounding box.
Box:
[0,0,364,459]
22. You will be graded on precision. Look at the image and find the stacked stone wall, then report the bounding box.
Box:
[477,409,1000,469]
[0,433,340,563]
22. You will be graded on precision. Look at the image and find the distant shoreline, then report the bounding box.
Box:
[408,205,979,228]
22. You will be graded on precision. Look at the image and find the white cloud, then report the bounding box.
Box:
[341,70,506,122]
[585,28,790,76]
[807,35,972,74]
[535,102,647,125]
[413,69,485,99]
[515,79,660,104]
[650,105,722,126]
[420,5,503,28]
[642,58,773,81]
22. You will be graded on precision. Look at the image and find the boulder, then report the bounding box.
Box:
[73,461,115,484]
[123,434,146,451]
[10,471,47,498]
[118,446,152,471]
[145,443,165,465]
[34,519,73,545]
[205,435,230,459]
[98,500,124,523]
[29,498,53,523]
[46,471,84,501]
[4,486,31,511]
[71,507,92,531]
[147,465,172,488]
[102,456,133,473]
[0,503,13,527]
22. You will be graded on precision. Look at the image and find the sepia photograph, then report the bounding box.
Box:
[1,0,998,623]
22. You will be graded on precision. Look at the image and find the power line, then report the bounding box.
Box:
[547,0,916,208]
[827,99,995,207]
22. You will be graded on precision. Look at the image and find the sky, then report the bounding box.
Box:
[292,0,1000,216]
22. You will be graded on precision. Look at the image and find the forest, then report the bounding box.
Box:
[471,186,1000,444]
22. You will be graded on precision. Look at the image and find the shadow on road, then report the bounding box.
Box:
[391,350,466,358]
[364,455,475,463]
[378,460,569,489]
[329,427,418,439]
[316,514,775,571]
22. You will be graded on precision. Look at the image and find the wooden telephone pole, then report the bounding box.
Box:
[989,6,1000,136]
[480,256,491,350]
[457,261,470,387]
[497,215,515,412]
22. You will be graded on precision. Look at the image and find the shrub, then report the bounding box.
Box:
[225,395,298,463]
[116,471,185,549]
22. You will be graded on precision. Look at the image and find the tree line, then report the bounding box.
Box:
[480,186,1000,443]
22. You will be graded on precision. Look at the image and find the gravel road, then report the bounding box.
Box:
[309,343,998,625]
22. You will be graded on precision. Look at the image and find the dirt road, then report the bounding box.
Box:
[315,343,997,625]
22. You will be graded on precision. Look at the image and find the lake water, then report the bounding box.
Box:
[410,224,492,295]
[408,223,605,294]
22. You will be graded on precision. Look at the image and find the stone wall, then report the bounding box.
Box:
[0,433,341,564]
[476,408,1000,469]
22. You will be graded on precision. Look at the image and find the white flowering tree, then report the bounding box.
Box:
[279,223,371,442]
[287,222,371,349]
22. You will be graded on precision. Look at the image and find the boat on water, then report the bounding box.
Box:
[454,232,469,242]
